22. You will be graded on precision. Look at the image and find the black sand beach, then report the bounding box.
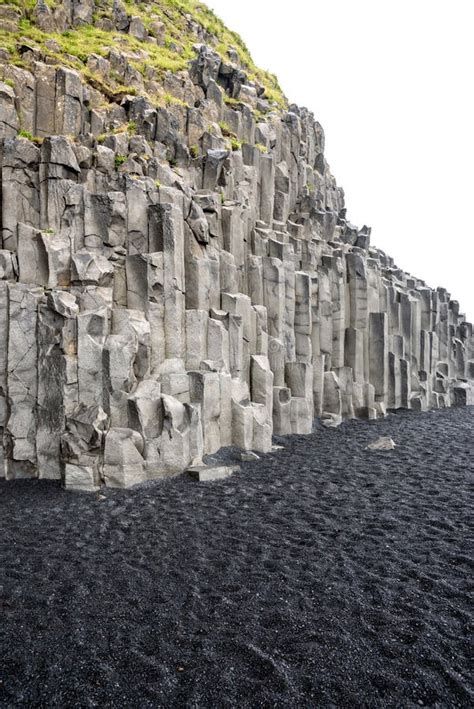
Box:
[0,407,472,707]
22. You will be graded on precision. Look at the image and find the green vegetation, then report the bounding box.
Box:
[223,96,242,107]
[218,120,235,138]
[112,121,137,134]
[186,1,286,107]
[255,143,268,154]
[159,92,186,107]
[0,0,286,109]
[18,130,33,140]
[230,137,241,151]
[189,144,199,159]
[96,120,137,143]
[17,128,42,144]
[114,154,127,168]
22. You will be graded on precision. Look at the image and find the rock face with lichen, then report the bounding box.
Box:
[0,0,472,490]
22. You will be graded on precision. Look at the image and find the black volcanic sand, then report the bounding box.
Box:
[0,408,473,708]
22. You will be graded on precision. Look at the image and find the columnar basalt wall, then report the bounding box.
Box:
[0,1,472,489]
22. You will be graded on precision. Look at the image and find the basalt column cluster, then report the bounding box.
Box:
[0,5,472,490]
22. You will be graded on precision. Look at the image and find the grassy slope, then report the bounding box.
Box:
[0,0,286,108]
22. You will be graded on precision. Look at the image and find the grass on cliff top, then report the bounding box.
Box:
[0,0,286,108]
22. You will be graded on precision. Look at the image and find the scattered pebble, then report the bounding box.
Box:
[367,436,396,450]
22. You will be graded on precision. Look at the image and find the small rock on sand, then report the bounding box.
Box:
[187,465,239,481]
[240,451,260,462]
[367,436,396,450]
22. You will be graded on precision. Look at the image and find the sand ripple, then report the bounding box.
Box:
[0,407,473,707]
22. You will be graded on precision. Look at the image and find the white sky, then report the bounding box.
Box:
[208,0,474,321]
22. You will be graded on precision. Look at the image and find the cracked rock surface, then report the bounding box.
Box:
[0,1,473,488]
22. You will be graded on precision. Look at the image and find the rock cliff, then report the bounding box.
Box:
[0,0,472,489]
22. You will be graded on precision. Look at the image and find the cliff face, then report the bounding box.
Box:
[0,0,472,489]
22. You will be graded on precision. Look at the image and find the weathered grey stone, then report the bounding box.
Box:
[2,137,41,250]
[367,436,396,451]
[0,250,17,280]
[185,309,208,370]
[251,355,273,417]
[323,371,342,423]
[252,402,272,451]
[4,285,43,478]
[189,371,220,454]
[103,427,146,488]
[77,307,108,408]
[56,68,83,135]
[187,464,238,482]
[64,463,100,492]
[240,450,260,461]
[369,312,388,400]
[17,223,48,286]
[129,16,146,40]
[112,0,129,31]
[150,394,192,476]
[0,82,19,139]
[36,302,71,479]
[71,251,114,286]
[231,397,253,451]
[290,396,312,434]
[0,26,471,489]
[189,46,221,90]
[272,386,291,435]
[452,384,474,406]
[203,149,229,190]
